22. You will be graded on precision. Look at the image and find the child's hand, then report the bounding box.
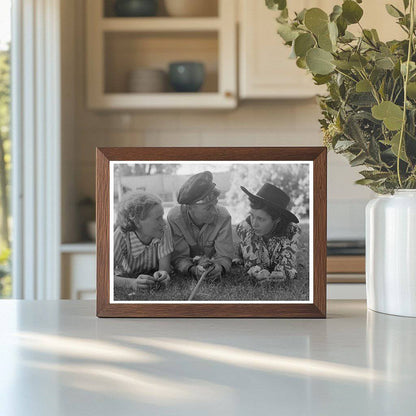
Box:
[133,274,155,290]
[256,269,271,282]
[270,270,286,282]
[247,265,262,278]
[153,271,170,286]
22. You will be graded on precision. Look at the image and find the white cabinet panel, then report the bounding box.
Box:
[239,0,325,99]
[62,253,96,300]
[238,0,404,99]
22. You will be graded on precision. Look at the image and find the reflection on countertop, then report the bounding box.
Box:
[0,300,415,415]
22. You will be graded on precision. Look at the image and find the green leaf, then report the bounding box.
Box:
[339,31,356,42]
[359,170,391,180]
[401,61,416,77]
[306,48,335,75]
[295,8,307,22]
[294,33,315,57]
[369,136,381,162]
[350,152,368,167]
[372,101,404,130]
[350,53,368,69]
[378,78,386,100]
[375,56,396,70]
[381,132,409,162]
[385,4,404,18]
[355,178,377,185]
[371,29,380,42]
[318,31,334,52]
[296,57,307,69]
[342,0,364,24]
[344,113,368,147]
[313,74,332,85]
[403,0,410,10]
[304,8,329,35]
[280,8,289,19]
[266,0,287,11]
[277,23,299,42]
[328,21,338,45]
[356,79,372,92]
[407,82,416,99]
[330,5,343,22]
[333,59,353,70]
[349,92,377,107]
[334,139,356,152]
[336,15,348,36]
[362,29,375,44]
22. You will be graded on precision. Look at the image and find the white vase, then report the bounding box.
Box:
[366,190,416,317]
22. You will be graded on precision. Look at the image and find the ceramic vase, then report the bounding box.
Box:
[366,190,416,317]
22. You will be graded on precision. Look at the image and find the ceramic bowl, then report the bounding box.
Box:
[168,62,205,92]
[114,0,158,17]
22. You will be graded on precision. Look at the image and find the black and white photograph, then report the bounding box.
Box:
[109,161,313,303]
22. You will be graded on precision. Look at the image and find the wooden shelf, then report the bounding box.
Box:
[86,0,237,109]
[89,92,235,110]
[101,17,221,32]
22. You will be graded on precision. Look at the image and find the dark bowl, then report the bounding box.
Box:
[114,0,158,17]
[168,62,205,93]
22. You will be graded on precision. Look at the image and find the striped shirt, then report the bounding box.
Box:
[114,225,173,278]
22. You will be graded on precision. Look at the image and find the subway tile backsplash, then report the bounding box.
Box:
[72,100,374,240]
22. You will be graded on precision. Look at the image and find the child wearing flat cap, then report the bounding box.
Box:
[167,171,234,280]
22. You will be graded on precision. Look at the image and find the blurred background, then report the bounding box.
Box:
[114,162,310,225]
[5,0,402,299]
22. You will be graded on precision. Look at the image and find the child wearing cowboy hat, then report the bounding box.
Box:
[236,183,301,283]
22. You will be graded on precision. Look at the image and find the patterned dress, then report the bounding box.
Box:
[236,218,301,279]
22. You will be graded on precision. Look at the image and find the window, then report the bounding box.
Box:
[0,0,11,298]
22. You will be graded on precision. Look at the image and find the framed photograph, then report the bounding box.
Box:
[96,147,327,318]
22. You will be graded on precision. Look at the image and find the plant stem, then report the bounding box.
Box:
[358,69,380,104]
[334,68,357,83]
[398,0,415,188]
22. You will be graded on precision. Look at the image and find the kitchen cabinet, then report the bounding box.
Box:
[86,0,237,109]
[238,0,326,99]
[238,0,405,99]
[61,244,96,300]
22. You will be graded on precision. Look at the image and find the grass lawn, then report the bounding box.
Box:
[114,222,310,302]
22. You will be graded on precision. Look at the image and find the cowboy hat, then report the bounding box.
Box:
[240,183,299,224]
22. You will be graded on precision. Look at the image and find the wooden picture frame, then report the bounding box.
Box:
[96,147,327,318]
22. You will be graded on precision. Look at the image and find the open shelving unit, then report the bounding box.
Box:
[86,0,237,109]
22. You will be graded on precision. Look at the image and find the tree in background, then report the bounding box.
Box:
[114,163,180,201]
[0,46,10,248]
[0,45,11,297]
[225,164,310,224]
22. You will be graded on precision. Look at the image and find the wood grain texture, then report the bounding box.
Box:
[96,147,327,318]
[327,256,365,274]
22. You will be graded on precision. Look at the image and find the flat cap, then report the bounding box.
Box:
[177,171,218,205]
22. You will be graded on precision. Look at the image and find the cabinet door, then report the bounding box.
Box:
[238,0,404,99]
[239,0,322,99]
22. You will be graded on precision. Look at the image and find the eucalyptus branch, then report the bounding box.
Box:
[397,0,415,187]
[334,68,358,83]
[358,69,381,104]
[268,0,416,193]
[390,78,398,101]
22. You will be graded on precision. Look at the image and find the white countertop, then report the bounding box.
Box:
[0,300,415,415]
